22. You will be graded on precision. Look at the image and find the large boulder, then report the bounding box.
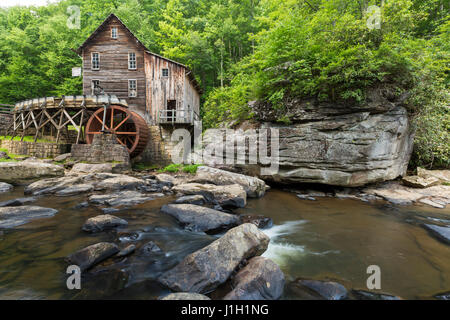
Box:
[0,206,58,228]
[288,279,348,300]
[172,183,247,208]
[160,204,239,233]
[66,242,119,271]
[0,182,13,193]
[191,166,266,198]
[0,161,64,184]
[214,99,414,187]
[82,214,128,233]
[223,256,285,300]
[159,223,270,293]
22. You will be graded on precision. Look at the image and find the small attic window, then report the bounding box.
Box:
[111,27,118,39]
[162,68,169,77]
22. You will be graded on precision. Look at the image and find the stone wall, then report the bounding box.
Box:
[71,134,130,164]
[0,139,71,158]
[0,114,12,132]
[134,125,180,166]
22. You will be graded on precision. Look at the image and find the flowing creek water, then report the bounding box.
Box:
[0,187,449,300]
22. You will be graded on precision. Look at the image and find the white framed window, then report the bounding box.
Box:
[91,52,100,70]
[91,80,100,95]
[128,79,137,97]
[128,52,137,70]
[162,68,169,77]
[111,27,118,39]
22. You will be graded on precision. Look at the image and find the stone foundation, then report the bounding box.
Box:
[0,114,13,132]
[71,134,130,165]
[134,125,186,166]
[0,139,71,158]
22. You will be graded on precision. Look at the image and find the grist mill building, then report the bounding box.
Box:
[75,13,202,163]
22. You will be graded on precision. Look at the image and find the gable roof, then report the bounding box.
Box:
[74,13,202,94]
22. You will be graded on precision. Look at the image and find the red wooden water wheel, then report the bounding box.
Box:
[85,105,149,158]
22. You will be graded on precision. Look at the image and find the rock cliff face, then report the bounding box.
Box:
[231,92,414,187]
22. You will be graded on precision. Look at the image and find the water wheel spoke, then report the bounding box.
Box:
[115,132,137,135]
[94,114,110,131]
[113,115,130,131]
[116,137,129,150]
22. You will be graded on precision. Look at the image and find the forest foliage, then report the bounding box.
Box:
[0,0,448,168]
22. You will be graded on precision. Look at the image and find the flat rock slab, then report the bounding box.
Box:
[422,224,450,245]
[82,214,128,233]
[70,163,113,174]
[53,153,72,162]
[191,166,266,198]
[25,176,84,195]
[0,197,37,208]
[56,184,94,197]
[89,190,155,207]
[418,168,450,184]
[223,256,285,300]
[173,183,247,208]
[95,175,146,191]
[159,223,270,293]
[0,161,64,184]
[402,175,440,188]
[288,279,348,300]
[161,204,239,233]
[351,290,402,300]
[419,198,446,209]
[0,182,13,193]
[160,293,211,300]
[66,242,119,271]
[0,206,58,229]
[363,182,450,207]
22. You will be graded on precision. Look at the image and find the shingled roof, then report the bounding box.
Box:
[74,13,202,94]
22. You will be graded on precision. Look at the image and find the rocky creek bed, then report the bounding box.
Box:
[0,161,449,300]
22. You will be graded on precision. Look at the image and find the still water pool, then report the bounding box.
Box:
[0,187,449,299]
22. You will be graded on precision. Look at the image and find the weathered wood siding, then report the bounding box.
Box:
[183,74,201,117]
[144,53,187,123]
[82,16,146,114]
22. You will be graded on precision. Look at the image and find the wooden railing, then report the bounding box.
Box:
[158,109,200,125]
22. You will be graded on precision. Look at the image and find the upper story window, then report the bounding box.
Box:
[162,68,169,77]
[111,27,118,39]
[91,52,100,70]
[128,52,137,70]
[128,79,137,97]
